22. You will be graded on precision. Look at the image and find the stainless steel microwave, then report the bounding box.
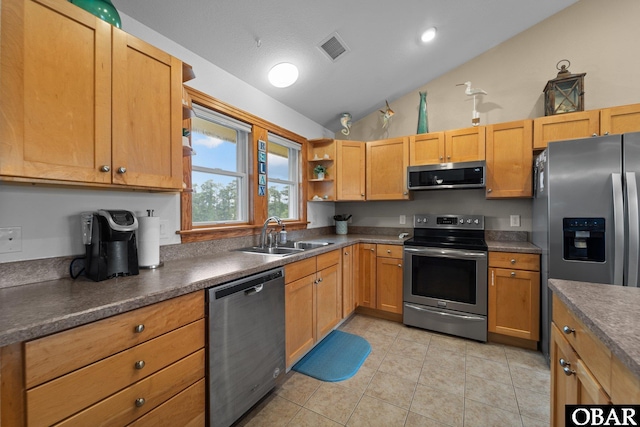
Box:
[407,161,485,190]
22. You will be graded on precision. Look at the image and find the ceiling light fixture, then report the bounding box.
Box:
[420,27,437,43]
[268,63,299,88]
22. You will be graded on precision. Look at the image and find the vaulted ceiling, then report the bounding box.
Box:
[117,0,577,132]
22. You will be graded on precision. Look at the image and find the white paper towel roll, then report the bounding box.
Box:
[137,216,160,267]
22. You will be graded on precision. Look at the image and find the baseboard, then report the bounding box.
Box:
[488,332,538,351]
[354,306,403,323]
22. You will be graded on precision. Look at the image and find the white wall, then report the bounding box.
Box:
[342,0,640,232]
[0,13,335,263]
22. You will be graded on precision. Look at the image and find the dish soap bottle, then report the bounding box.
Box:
[279,225,287,245]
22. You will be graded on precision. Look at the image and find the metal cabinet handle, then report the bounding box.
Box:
[563,325,575,335]
[344,252,349,255]
[592,133,598,137]
[487,188,492,193]
[370,248,374,252]
[117,167,127,174]
[387,249,391,253]
[439,156,443,160]
[510,272,516,277]
[605,131,610,135]
[134,324,145,333]
[397,264,402,267]
[100,165,110,172]
[361,193,365,197]
[563,366,576,376]
[135,360,145,370]
[318,277,323,282]
[510,258,516,264]
[447,155,451,160]
[559,358,571,368]
[135,398,146,408]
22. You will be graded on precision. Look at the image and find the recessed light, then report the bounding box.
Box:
[268,63,299,88]
[420,27,437,43]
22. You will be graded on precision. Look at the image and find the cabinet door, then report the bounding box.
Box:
[485,120,533,198]
[600,103,640,135]
[112,29,182,189]
[342,246,355,318]
[533,110,600,150]
[409,132,445,165]
[576,359,610,405]
[444,127,486,163]
[0,0,112,183]
[376,257,403,314]
[336,141,365,200]
[316,264,341,341]
[488,267,540,340]
[551,324,578,427]
[366,137,409,200]
[355,244,377,308]
[285,274,316,368]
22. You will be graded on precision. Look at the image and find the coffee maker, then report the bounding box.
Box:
[82,210,139,281]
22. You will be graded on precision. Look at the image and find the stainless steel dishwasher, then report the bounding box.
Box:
[207,267,285,427]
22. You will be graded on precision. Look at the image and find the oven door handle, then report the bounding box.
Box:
[404,246,487,260]
[404,303,486,321]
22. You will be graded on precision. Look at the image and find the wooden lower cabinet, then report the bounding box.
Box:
[342,245,356,318]
[285,250,342,368]
[488,252,540,342]
[128,379,205,427]
[1,291,205,426]
[355,243,404,316]
[355,243,377,308]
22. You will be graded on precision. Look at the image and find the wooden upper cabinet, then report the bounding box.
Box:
[485,120,533,198]
[600,103,640,135]
[445,126,486,163]
[0,0,183,189]
[366,137,409,200]
[336,140,365,200]
[409,132,445,165]
[533,110,600,150]
[0,0,112,183]
[111,29,183,189]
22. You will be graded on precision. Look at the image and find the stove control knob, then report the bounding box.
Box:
[474,219,479,225]
[417,218,422,223]
[467,219,472,224]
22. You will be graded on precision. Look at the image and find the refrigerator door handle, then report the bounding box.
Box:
[626,172,639,287]
[612,173,625,285]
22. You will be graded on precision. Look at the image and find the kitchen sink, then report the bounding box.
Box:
[286,240,333,250]
[236,246,304,256]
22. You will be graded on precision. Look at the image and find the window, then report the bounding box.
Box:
[267,133,300,220]
[191,104,250,225]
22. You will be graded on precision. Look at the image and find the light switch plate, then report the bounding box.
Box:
[510,215,521,227]
[0,227,22,253]
[399,215,406,225]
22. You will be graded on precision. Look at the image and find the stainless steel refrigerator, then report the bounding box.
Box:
[533,132,640,362]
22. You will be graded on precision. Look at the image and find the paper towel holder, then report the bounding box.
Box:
[138,210,164,269]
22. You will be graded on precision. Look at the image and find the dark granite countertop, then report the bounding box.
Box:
[549,279,640,379]
[0,234,405,347]
[486,240,541,254]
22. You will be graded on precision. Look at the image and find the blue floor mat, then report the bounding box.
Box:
[292,330,371,382]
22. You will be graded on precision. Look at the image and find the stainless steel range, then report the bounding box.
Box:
[403,214,488,342]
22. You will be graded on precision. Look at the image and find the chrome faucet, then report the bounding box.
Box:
[260,216,283,248]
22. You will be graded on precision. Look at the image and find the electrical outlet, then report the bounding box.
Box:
[399,215,406,225]
[510,215,521,227]
[0,227,22,253]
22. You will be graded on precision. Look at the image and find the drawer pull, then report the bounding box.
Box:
[562,325,575,335]
[117,166,127,174]
[344,251,349,255]
[370,248,374,252]
[563,366,576,376]
[135,398,146,408]
[510,258,516,264]
[398,264,402,267]
[559,358,571,368]
[134,324,145,333]
[100,165,110,173]
[510,272,516,277]
[387,249,391,253]
[134,360,146,370]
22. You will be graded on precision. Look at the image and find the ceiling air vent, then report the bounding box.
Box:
[318,32,349,62]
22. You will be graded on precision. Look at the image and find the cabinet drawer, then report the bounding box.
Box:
[553,295,611,395]
[128,378,206,427]
[54,349,205,427]
[376,244,403,259]
[489,252,539,271]
[27,319,204,427]
[317,249,340,270]
[285,257,316,283]
[25,291,204,388]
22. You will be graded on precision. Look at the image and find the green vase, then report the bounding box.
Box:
[417,91,429,134]
[69,0,122,28]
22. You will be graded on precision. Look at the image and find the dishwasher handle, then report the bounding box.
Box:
[244,284,264,296]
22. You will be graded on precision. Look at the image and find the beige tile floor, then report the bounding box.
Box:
[236,314,550,427]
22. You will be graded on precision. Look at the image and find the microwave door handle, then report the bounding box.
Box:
[612,173,625,286]
[626,172,639,287]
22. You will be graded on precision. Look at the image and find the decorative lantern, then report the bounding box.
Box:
[543,59,586,116]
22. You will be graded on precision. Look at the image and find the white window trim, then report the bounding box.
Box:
[267,133,301,220]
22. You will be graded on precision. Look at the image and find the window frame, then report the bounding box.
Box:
[267,133,301,221]
[179,86,308,243]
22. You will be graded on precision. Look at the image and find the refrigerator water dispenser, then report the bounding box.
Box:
[563,218,605,262]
